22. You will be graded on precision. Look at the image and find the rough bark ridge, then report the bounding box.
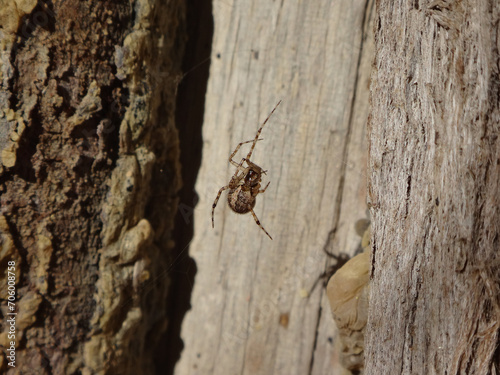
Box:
[0,0,184,373]
[366,0,500,373]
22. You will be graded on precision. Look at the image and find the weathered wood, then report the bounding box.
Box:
[0,0,184,373]
[366,0,500,374]
[175,0,375,374]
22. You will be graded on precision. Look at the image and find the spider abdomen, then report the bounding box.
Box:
[228,186,256,214]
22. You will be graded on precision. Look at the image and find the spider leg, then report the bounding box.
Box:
[212,185,230,228]
[259,181,270,193]
[250,209,273,240]
[245,100,282,161]
[229,139,264,167]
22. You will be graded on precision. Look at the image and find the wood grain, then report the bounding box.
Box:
[366,0,500,373]
[175,0,375,374]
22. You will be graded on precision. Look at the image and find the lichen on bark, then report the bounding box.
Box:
[0,0,185,373]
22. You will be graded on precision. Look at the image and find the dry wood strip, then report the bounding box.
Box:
[175,0,375,374]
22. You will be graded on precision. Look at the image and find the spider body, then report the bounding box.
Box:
[227,160,267,214]
[228,185,256,214]
[212,101,281,240]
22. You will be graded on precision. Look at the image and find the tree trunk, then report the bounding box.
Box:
[366,0,500,374]
[0,0,184,373]
[175,0,375,374]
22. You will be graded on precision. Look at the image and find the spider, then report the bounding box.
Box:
[211,100,282,240]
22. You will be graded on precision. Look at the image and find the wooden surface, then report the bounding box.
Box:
[366,0,500,374]
[176,0,374,374]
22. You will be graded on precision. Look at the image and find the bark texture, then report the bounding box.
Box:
[0,0,184,373]
[175,0,375,374]
[366,0,500,374]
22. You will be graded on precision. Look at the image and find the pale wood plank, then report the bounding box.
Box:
[176,0,374,373]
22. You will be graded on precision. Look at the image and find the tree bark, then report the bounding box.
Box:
[366,0,500,374]
[0,0,184,373]
[175,0,375,374]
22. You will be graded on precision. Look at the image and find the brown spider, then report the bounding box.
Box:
[212,100,282,240]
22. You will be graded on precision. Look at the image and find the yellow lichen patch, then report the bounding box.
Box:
[0,0,37,48]
[0,332,11,348]
[83,334,111,374]
[115,307,142,345]
[16,291,43,331]
[132,258,151,291]
[67,81,102,127]
[1,143,17,168]
[0,216,22,300]
[1,111,28,169]
[5,109,15,122]
[120,219,154,264]
[35,227,54,294]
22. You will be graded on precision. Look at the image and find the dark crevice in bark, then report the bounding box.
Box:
[405,173,412,219]
[157,0,214,373]
[12,103,43,183]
